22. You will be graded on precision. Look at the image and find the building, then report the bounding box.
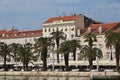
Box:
[0,28,42,44]
[77,22,120,61]
[0,14,120,67]
[42,14,120,62]
[42,14,100,40]
[0,28,42,63]
[42,14,101,62]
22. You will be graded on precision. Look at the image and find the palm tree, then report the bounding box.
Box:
[70,39,80,61]
[59,40,71,71]
[81,32,102,70]
[17,43,37,71]
[80,45,102,70]
[34,37,54,71]
[50,28,66,63]
[105,30,120,72]
[9,43,21,69]
[0,42,11,71]
[84,32,97,47]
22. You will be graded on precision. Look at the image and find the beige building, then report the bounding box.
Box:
[0,28,42,63]
[42,14,120,62]
[0,28,42,45]
[77,22,120,61]
[42,14,100,62]
[0,14,120,67]
[42,14,99,40]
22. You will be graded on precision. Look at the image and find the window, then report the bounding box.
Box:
[57,27,58,31]
[64,34,67,38]
[71,34,74,38]
[98,44,102,48]
[61,28,63,31]
[25,39,27,42]
[2,34,5,37]
[52,28,54,32]
[29,38,31,42]
[71,27,74,30]
[93,44,97,47]
[32,32,35,35]
[6,35,8,37]
[106,52,110,59]
[65,28,67,31]
[14,34,17,36]
[44,29,47,32]
[34,38,37,41]
[49,28,50,32]
[98,36,102,42]
[23,32,26,36]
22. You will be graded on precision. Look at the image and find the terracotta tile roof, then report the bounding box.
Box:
[44,15,79,23]
[80,22,120,35]
[0,29,42,39]
[0,30,7,34]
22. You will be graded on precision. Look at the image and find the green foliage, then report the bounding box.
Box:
[84,32,97,47]
[0,42,11,71]
[80,45,103,60]
[17,43,37,70]
[34,37,54,71]
[105,30,120,72]
[50,29,66,63]
[80,32,102,69]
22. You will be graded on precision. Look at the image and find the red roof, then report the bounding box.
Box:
[44,15,79,23]
[0,30,7,34]
[0,29,42,39]
[80,22,120,35]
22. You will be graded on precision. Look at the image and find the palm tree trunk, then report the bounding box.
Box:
[4,55,7,71]
[14,52,18,69]
[89,58,93,70]
[115,43,120,72]
[25,61,29,70]
[64,53,69,71]
[73,50,76,61]
[57,44,59,63]
[41,47,47,71]
[23,62,25,71]
[57,52,59,63]
[14,50,17,70]
[115,53,119,72]
[42,58,47,71]
[110,47,113,61]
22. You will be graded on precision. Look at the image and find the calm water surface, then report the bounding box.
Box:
[0,76,90,80]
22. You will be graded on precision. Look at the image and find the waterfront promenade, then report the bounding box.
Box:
[0,71,119,77]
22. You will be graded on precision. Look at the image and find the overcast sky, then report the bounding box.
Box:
[0,0,120,30]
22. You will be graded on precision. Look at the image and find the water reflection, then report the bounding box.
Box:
[0,76,90,80]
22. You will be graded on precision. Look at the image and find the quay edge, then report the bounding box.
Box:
[0,71,119,77]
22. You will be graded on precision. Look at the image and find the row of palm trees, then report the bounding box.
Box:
[0,29,119,72]
[0,42,39,71]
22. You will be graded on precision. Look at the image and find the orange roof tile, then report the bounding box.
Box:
[0,29,42,39]
[0,30,7,34]
[44,15,79,23]
[80,22,120,35]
